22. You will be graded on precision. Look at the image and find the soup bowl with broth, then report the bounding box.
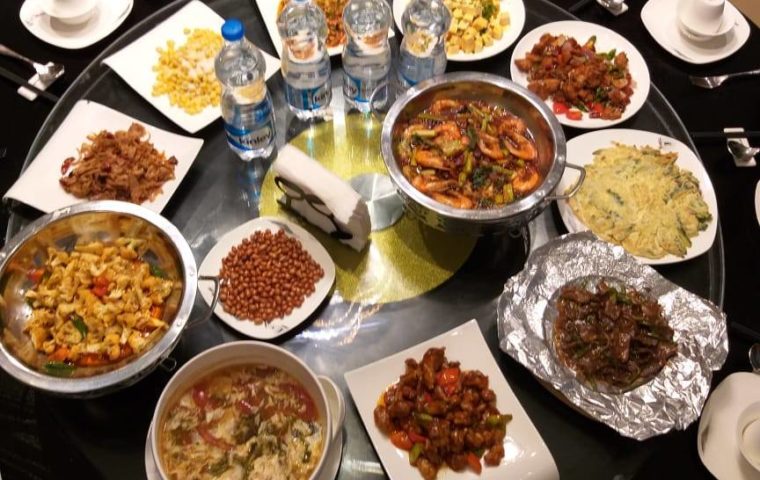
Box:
[151,341,342,480]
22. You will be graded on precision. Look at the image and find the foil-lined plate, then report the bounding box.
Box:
[497,232,728,440]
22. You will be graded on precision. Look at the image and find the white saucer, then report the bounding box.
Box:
[19,0,133,50]
[642,0,750,64]
[698,372,760,480]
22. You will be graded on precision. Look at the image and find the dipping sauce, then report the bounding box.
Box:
[159,365,323,480]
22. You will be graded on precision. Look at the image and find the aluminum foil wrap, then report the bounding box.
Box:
[497,232,728,440]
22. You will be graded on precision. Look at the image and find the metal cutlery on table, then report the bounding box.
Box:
[727,140,760,163]
[690,68,760,89]
[568,0,627,15]
[0,44,64,82]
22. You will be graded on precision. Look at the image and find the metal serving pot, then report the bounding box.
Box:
[0,201,219,397]
[380,72,585,235]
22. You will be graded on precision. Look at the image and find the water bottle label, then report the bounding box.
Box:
[223,98,275,152]
[398,71,417,90]
[343,72,386,105]
[224,120,274,152]
[285,82,332,111]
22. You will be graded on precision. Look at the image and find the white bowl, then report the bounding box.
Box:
[39,0,98,25]
[150,341,342,480]
[737,401,760,472]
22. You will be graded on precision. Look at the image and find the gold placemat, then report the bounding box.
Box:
[259,113,476,304]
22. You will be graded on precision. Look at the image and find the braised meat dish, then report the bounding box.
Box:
[394,98,542,209]
[515,34,634,121]
[553,281,678,391]
[374,347,512,479]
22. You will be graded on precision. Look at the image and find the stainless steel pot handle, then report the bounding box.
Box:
[188,275,222,329]
[545,163,586,202]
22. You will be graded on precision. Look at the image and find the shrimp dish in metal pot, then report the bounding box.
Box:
[393,99,542,210]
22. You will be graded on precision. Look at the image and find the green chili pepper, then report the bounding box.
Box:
[415,412,433,424]
[418,113,444,122]
[206,458,229,476]
[409,442,424,464]
[467,104,485,118]
[411,129,437,138]
[149,263,167,279]
[503,184,514,203]
[71,314,88,338]
[464,152,474,174]
[44,361,75,377]
[574,103,589,113]
[486,413,513,428]
[466,127,478,148]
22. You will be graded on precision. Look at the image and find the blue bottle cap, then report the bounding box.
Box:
[221,19,244,41]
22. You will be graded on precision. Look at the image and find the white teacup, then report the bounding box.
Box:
[677,0,731,38]
[39,0,98,25]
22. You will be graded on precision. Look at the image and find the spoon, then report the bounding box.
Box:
[728,140,760,163]
[0,44,64,82]
[749,343,760,373]
[599,0,625,11]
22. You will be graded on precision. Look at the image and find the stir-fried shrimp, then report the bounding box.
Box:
[395,99,543,209]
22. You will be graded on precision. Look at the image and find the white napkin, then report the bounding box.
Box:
[272,145,371,251]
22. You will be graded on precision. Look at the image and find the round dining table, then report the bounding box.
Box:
[0,0,759,479]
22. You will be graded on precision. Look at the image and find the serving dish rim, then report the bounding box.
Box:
[0,200,198,395]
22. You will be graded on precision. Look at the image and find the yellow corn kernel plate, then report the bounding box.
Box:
[103,0,280,133]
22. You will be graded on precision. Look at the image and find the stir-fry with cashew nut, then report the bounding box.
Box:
[394,99,541,209]
[23,239,175,376]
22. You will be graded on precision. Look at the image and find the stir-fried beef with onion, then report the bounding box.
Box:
[553,281,678,391]
[394,99,542,209]
[515,33,634,120]
[374,347,512,480]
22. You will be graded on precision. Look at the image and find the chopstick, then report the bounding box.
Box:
[568,0,595,12]
[0,65,59,103]
[691,131,760,140]
[730,321,760,343]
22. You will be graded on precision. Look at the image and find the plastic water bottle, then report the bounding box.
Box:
[342,0,392,112]
[277,0,332,119]
[397,0,451,89]
[215,19,275,161]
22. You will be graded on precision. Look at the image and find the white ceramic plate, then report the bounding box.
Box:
[198,217,336,340]
[256,0,395,58]
[392,0,525,62]
[103,0,280,133]
[641,0,750,65]
[19,0,133,50]
[698,372,760,480]
[509,21,650,129]
[556,129,718,265]
[3,100,203,214]
[145,375,345,480]
[345,319,559,480]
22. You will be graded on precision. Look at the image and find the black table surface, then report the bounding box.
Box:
[1,0,759,479]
